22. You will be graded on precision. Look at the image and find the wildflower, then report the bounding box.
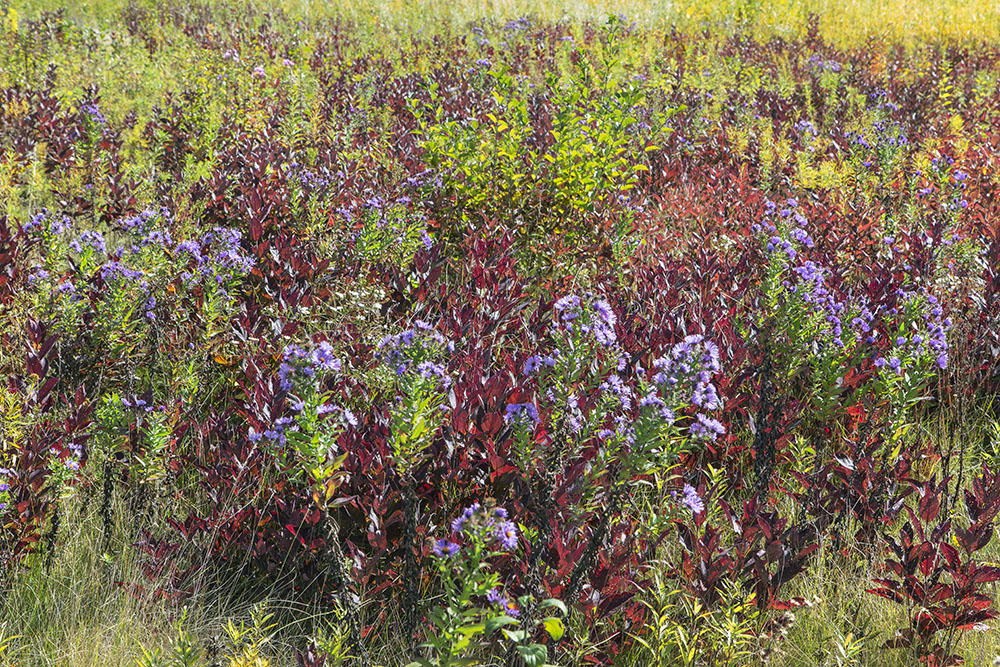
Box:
[451,503,480,534]
[522,353,557,376]
[24,210,47,231]
[70,230,106,254]
[433,539,460,558]
[505,402,539,425]
[600,374,633,410]
[416,361,451,386]
[680,483,705,514]
[691,381,721,410]
[487,588,521,618]
[690,413,725,441]
[494,520,519,551]
[81,102,107,125]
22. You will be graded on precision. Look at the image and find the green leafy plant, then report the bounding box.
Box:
[409,502,565,667]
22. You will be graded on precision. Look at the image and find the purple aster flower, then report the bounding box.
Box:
[70,230,106,254]
[494,520,519,550]
[680,483,705,514]
[451,503,480,534]
[505,402,539,425]
[433,539,460,557]
[523,353,557,376]
[690,413,725,441]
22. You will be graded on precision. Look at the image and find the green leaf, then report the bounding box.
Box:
[484,615,519,634]
[516,643,549,667]
[542,617,565,641]
[538,598,568,615]
[502,628,528,643]
[457,623,485,637]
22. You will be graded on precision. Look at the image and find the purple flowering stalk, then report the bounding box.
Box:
[871,290,952,429]
[382,319,453,476]
[257,341,355,487]
[419,503,541,666]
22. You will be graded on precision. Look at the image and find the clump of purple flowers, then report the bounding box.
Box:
[441,503,519,555]
[278,341,341,392]
[675,483,705,514]
[651,334,725,441]
[70,230,107,255]
[174,227,255,285]
[486,588,520,618]
[552,293,617,346]
[873,291,951,375]
[81,101,107,125]
[504,402,539,426]
[377,319,452,382]
[0,467,11,512]
[523,352,558,376]
[23,208,71,235]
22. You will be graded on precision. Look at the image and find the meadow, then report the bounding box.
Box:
[5,1,1000,665]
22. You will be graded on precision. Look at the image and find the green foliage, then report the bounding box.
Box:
[410,505,566,667]
[630,575,759,666]
[416,16,668,270]
[136,609,204,667]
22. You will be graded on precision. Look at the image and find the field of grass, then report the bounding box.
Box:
[5,1,1000,665]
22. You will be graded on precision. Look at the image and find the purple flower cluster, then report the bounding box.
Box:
[377,319,451,378]
[56,280,81,302]
[252,416,298,446]
[415,361,451,387]
[807,54,842,72]
[504,402,539,425]
[23,208,71,235]
[600,374,634,410]
[121,396,159,412]
[875,293,950,373]
[81,102,107,125]
[677,483,705,514]
[486,588,520,618]
[651,335,725,440]
[70,230,107,255]
[767,236,797,260]
[100,260,145,283]
[758,199,814,257]
[118,207,171,233]
[523,352,558,376]
[27,267,49,286]
[652,335,722,386]
[552,294,617,346]
[173,227,255,284]
[278,341,341,392]
[845,119,909,155]
[0,464,10,511]
[689,413,726,442]
[788,260,850,348]
[444,503,519,554]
